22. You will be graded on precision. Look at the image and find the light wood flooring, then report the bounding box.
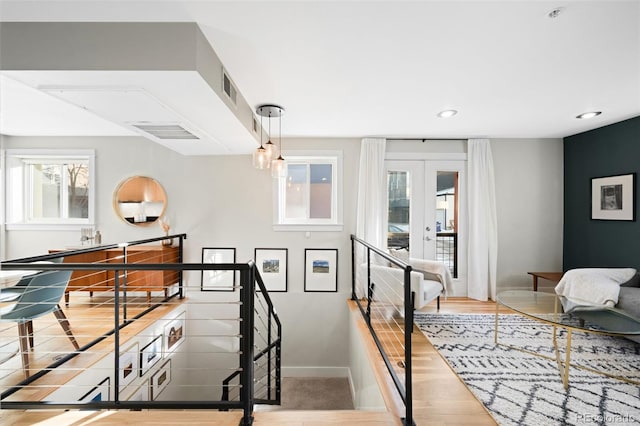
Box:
[352,297,513,426]
[0,292,182,398]
[1,296,511,425]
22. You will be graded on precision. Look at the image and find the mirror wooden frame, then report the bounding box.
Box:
[113,176,167,226]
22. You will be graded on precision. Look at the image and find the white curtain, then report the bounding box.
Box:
[356,138,387,249]
[467,139,498,301]
[355,137,387,297]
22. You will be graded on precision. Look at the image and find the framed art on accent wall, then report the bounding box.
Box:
[164,311,186,353]
[150,359,171,400]
[254,248,288,292]
[80,377,110,402]
[140,335,162,377]
[591,173,636,221]
[304,248,338,292]
[118,342,139,391]
[201,247,236,291]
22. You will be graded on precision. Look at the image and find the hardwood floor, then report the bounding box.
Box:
[352,297,511,426]
[0,293,182,398]
[1,296,509,425]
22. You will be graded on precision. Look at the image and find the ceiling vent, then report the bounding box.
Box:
[222,69,238,105]
[131,123,199,140]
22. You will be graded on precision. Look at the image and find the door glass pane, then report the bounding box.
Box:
[29,163,61,219]
[285,164,307,219]
[436,171,458,277]
[309,164,332,219]
[67,163,90,218]
[387,171,410,249]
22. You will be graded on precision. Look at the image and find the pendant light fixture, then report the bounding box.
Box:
[271,105,286,179]
[252,111,269,169]
[256,104,282,168]
[255,104,286,178]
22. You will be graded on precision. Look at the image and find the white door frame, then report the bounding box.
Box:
[384,154,468,297]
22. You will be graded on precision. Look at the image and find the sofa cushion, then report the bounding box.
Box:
[620,273,640,288]
[617,287,640,319]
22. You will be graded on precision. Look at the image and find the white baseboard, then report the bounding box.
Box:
[281,366,350,378]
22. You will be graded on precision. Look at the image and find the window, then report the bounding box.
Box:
[5,150,95,229]
[274,152,343,231]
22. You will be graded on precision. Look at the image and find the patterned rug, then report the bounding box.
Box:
[414,313,640,426]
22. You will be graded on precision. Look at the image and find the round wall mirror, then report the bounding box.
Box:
[113,176,167,226]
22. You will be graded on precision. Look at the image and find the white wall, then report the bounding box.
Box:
[2,134,360,375]
[1,135,563,373]
[492,138,564,290]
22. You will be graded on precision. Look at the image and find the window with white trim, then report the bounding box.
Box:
[5,150,95,229]
[274,152,343,231]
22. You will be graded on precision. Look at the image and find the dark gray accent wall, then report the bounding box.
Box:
[563,116,640,270]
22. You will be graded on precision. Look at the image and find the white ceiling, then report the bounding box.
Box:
[1,0,639,147]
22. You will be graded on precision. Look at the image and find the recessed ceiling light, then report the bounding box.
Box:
[547,7,565,19]
[576,111,602,119]
[437,109,458,118]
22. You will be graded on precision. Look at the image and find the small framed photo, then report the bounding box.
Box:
[254,248,288,292]
[119,342,139,391]
[591,173,636,221]
[125,380,148,401]
[304,249,338,292]
[140,335,162,377]
[202,247,236,291]
[80,377,110,402]
[164,311,186,353]
[150,359,171,400]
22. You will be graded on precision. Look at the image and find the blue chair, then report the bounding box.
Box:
[0,269,80,378]
[0,258,64,302]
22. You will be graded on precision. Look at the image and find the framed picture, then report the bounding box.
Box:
[304,249,338,292]
[254,248,288,292]
[591,173,636,221]
[80,377,110,402]
[201,247,236,291]
[150,359,171,400]
[119,342,139,391]
[125,380,148,401]
[164,311,186,353]
[140,335,162,377]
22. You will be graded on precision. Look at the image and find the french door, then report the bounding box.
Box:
[385,159,467,296]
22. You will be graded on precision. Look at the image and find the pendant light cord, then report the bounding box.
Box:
[259,113,264,148]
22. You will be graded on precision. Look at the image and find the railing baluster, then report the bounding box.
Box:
[0,233,284,417]
[350,234,415,426]
[239,266,255,425]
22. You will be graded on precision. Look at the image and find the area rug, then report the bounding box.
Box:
[414,313,640,426]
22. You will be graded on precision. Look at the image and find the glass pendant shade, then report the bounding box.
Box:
[253,146,270,169]
[255,104,285,173]
[271,156,286,178]
[264,140,276,162]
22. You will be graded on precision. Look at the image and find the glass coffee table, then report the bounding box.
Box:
[495,290,640,389]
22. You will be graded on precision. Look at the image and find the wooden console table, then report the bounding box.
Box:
[49,245,179,305]
[527,271,563,291]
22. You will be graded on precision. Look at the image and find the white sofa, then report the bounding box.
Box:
[358,258,451,310]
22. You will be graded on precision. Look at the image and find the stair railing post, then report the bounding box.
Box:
[351,235,356,300]
[178,235,185,299]
[113,268,120,403]
[366,247,372,323]
[404,266,414,426]
[239,265,255,425]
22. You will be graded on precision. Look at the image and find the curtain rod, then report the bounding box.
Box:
[386,138,467,142]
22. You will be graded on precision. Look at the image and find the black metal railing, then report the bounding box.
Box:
[221,271,281,406]
[436,232,457,278]
[351,234,414,426]
[0,235,280,426]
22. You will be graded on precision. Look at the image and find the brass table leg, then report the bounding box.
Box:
[552,326,572,389]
